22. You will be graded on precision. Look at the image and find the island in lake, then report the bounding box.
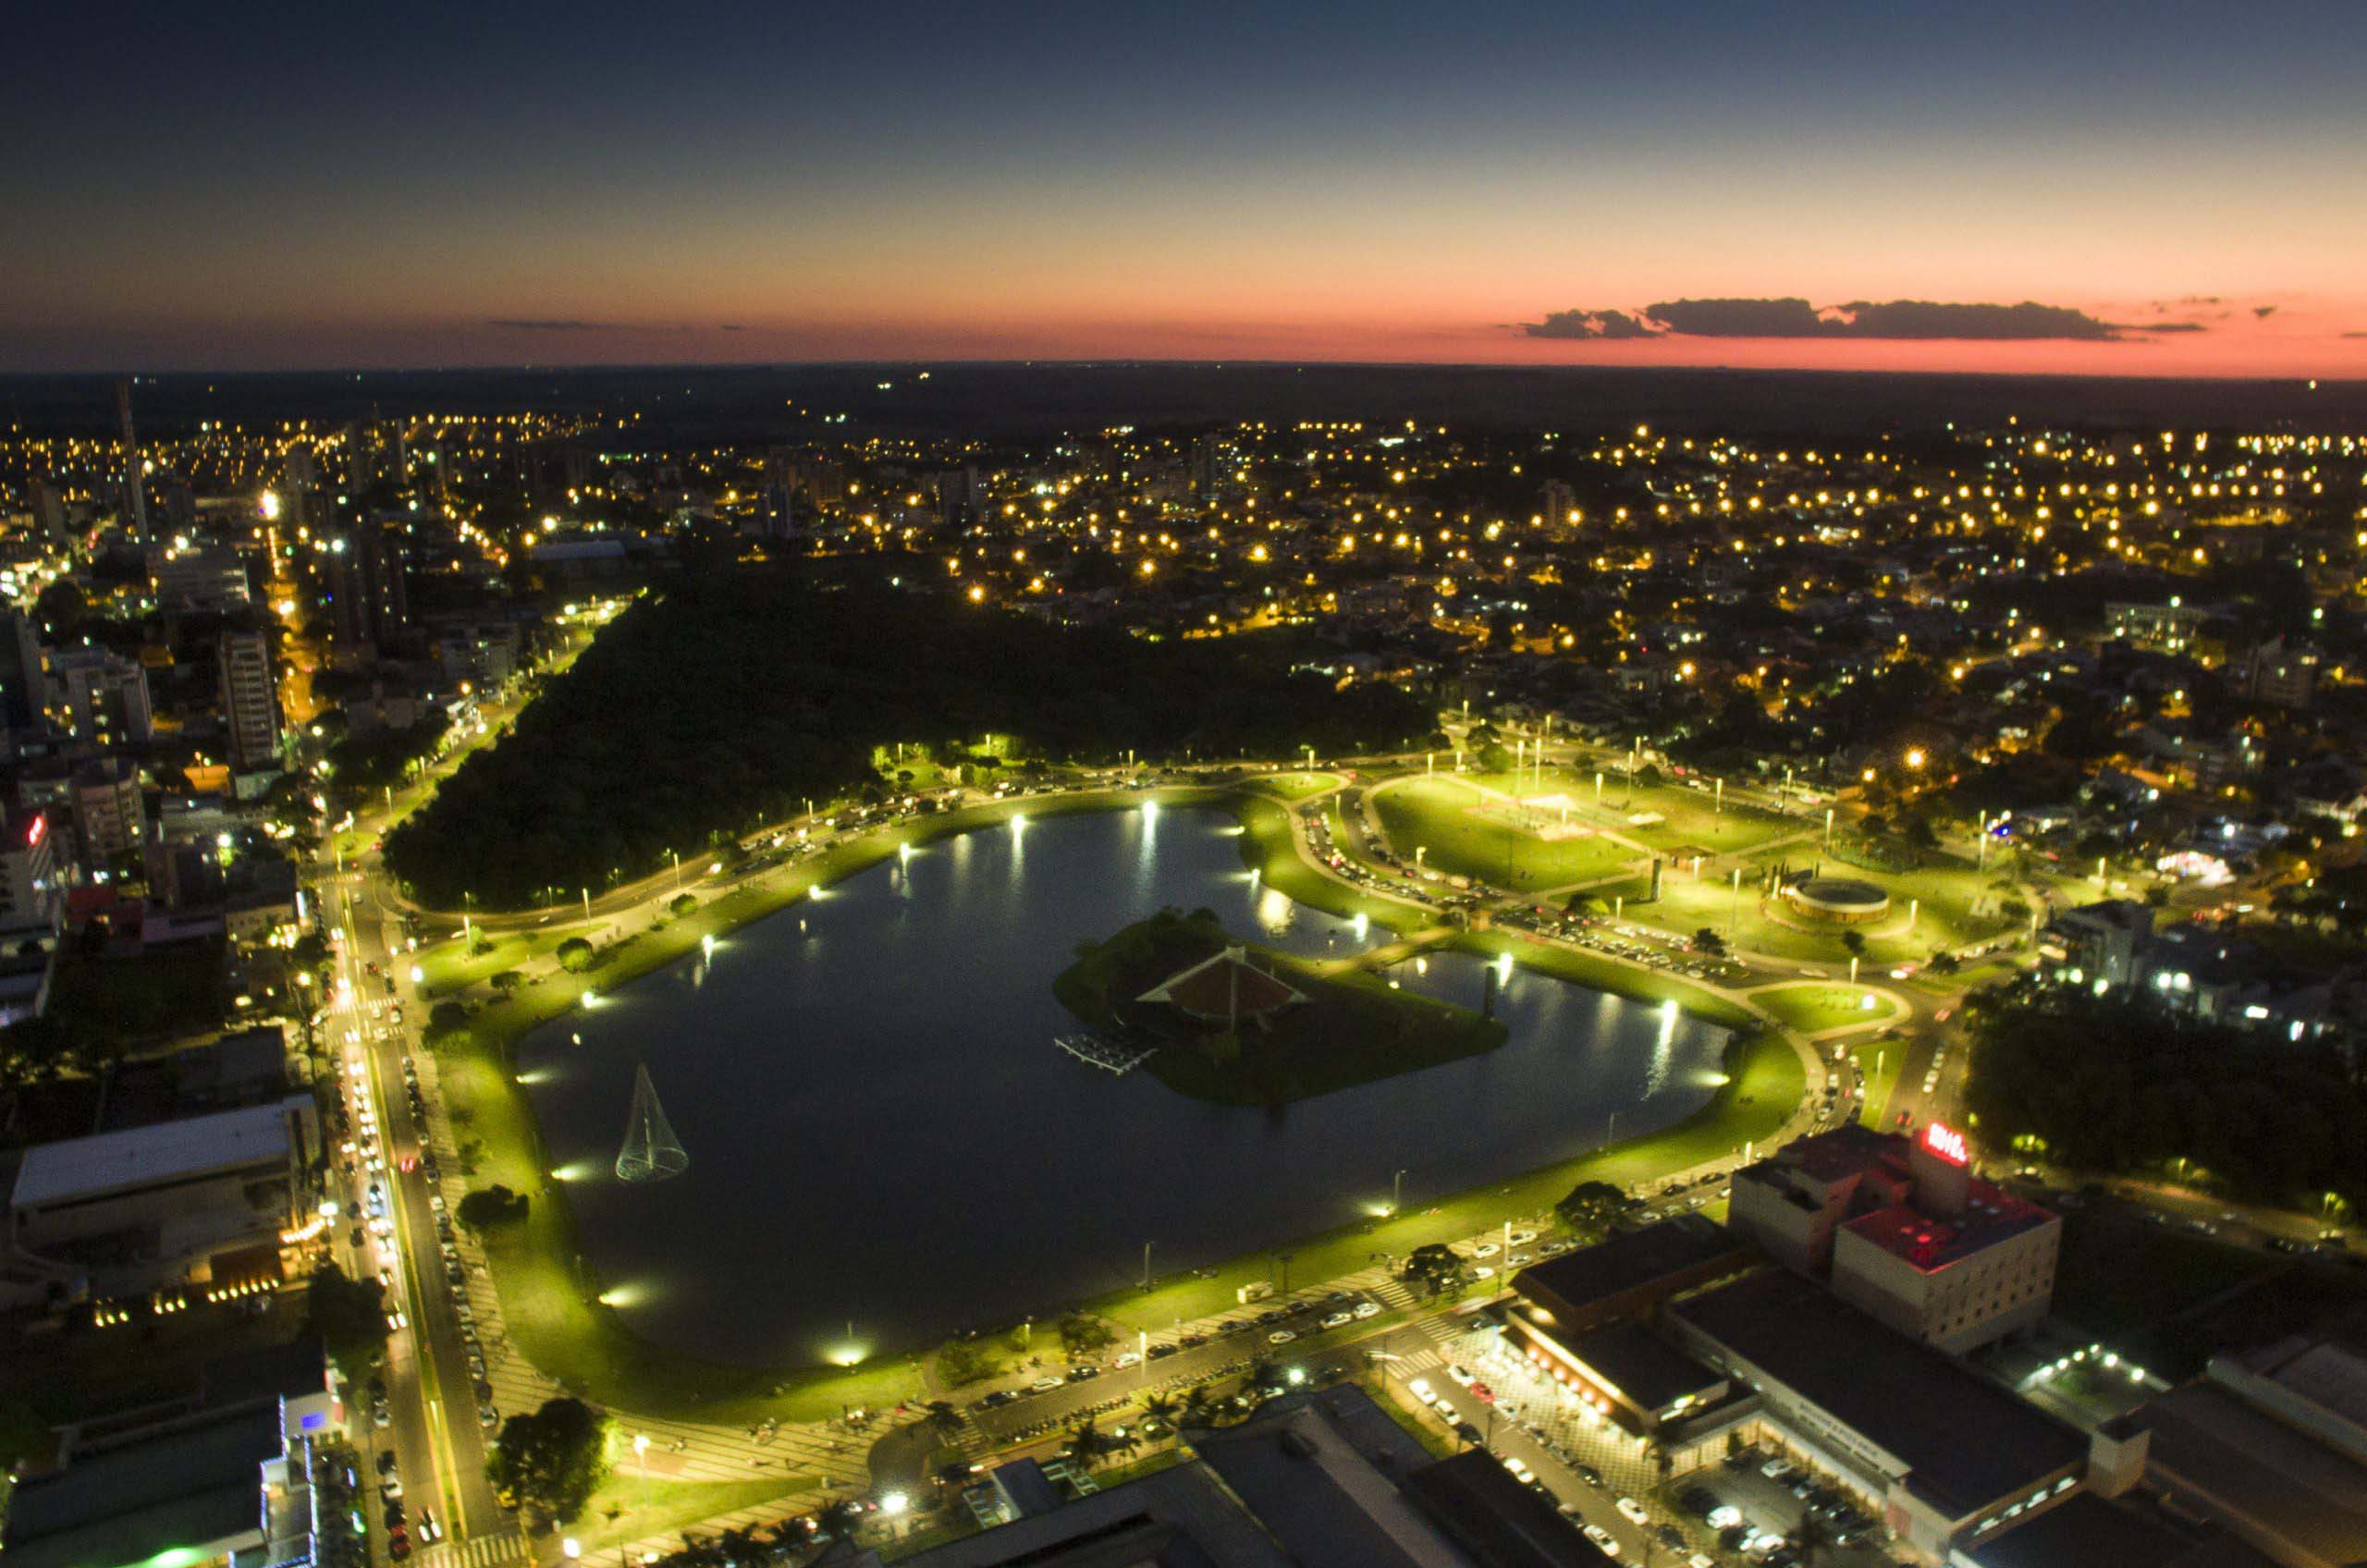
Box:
[1055,906,1508,1105]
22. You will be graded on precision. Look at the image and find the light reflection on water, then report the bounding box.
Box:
[524,807,1729,1366]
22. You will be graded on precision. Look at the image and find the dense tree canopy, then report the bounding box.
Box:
[388,574,1431,907]
[486,1396,607,1530]
[1961,989,2367,1207]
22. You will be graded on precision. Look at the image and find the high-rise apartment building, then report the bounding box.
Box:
[217,630,280,775]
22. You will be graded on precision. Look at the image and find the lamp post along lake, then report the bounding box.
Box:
[518,808,1729,1366]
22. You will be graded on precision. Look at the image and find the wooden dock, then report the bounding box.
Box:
[1055,1033,1158,1076]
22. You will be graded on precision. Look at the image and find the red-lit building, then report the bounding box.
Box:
[1728,1122,2059,1354]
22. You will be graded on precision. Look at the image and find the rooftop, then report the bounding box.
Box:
[1673,1269,2088,1521]
[2135,1380,2367,1568]
[10,1095,308,1210]
[1513,1214,1750,1328]
[1564,1321,1727,1415]
[1191,1385,1475,1568]
[1397,1450,1615,1566]
[1138,945,1305,1021]
[1,1403,282,1568]
[1841,1191,2058,1274]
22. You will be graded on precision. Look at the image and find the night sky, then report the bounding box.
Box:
[6,0,2363,374]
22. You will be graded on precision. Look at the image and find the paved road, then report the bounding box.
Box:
[325,868,518,1564]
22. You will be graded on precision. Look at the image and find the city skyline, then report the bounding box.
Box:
[6,0,2366,377]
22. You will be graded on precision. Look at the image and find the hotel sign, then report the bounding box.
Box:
[1921,1120,1968,1167]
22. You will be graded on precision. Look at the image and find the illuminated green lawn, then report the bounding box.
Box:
[1846,1038,1904,1127]
[573,1471,819,1554]
[415,929,565,998]
[1369,776,1641,888]
[1749,983,1897,1035]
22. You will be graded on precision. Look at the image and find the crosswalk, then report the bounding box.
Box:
[427,1528,524,1568]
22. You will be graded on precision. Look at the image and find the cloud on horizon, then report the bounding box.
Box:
[488,318,717,333]
[1527,296,2142,343]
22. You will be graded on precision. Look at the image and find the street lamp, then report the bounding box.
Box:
[633,1432,649,1478]
[1392,1168,1407,1215]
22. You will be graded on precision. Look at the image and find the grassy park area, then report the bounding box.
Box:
[1370,775,1642,888]
[573,1472,819,1556]
[1846,1037,1904,1127]
[1749,982,1900,1035]
[420,778,1809,1423]
[414,928,567,997]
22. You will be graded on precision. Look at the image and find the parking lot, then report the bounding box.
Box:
[1393,1323,1900,1566]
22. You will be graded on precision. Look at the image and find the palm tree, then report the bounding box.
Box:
[814,1497,865,1543]
[921,1399,965,1442]
[1178,1384,1220,1429]
[1140,1390,1180,1437]
[714,1525,762,1568]
[1063,1416,1112,1469]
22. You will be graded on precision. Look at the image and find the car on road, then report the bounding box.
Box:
[978,1390,1016,1408]
[1581,1524,1620,1557]
[1445,1364,1476,1386]
[1066,1366,1100,1383]
[1352,1300,1380,1319]
[1615,1497,1649,1526]
[1507,1230,1538,1245]
[1471,1242,1500,1257]
[1319,1311,1353,1329]
[1268,1329,1296,1344]
[478,1402,499,1429]
[1112,1352,1141,1369]
[1707,1505,1742,1530]
[1028,1377,1064,1393]
[1407,1378,1437,1405]
[1574,1462,1604,1488]
[417,1511,443,1544]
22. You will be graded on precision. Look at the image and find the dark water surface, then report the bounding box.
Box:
[520,806,1728,1366]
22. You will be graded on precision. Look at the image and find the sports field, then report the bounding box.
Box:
[1369,775,1641,888]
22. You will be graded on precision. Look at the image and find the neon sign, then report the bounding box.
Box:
[1921,1121,1968,1167]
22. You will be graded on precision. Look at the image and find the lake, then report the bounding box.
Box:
[518,804,1729,1366]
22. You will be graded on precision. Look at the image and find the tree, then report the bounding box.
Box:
[456,1184,530,1231]
[1140,1390,1180,1439]
[921,1400,965,1442]
[427,1000,469,1041]
[305,1263,389,1381]
[668,893,697,918]
[935,1337,997,1387]
[1401,1243,1466,1297]
[1056,1312,1115,1356]
[1693,926,1727,956]
[486,1396,607,1531]
[1556,1180,1630,1230]
[556,937,595,973]
[1478,741,1514,774]
[813,1498,865,1543]
[491,969,524,995]
[1841,930,1866,959]
[1179,1385,1220,1428]
[1062,1417,1115,1469]
[1635,763,1664,790]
